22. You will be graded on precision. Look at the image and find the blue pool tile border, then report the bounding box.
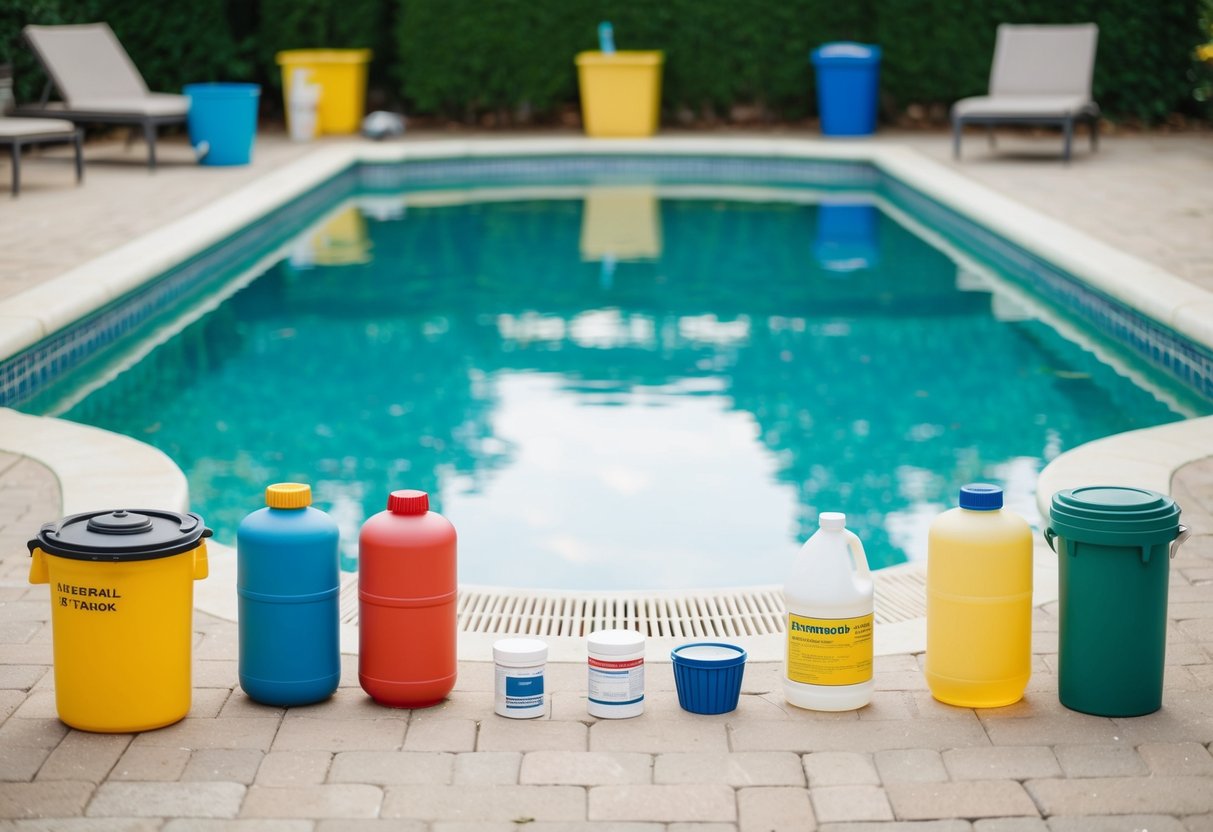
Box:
[1,153,1210,410]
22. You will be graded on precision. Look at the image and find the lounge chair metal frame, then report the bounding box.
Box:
[953,107,1101,163]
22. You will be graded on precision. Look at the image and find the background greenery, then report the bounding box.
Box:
[1,0,1208,125]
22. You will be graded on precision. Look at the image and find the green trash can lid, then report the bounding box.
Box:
[28,509,212,562]
[1049,486,1181,539]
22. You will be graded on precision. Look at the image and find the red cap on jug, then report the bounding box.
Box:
[388,490,429,515]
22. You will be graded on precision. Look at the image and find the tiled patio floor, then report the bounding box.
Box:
[1,127,1212,829]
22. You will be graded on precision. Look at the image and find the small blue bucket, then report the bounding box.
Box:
[184,83,261,166]
[671,643,747,715]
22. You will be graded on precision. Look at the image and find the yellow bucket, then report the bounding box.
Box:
[277,49,373,135]
[29,510,211,733]
[575,51,664,138]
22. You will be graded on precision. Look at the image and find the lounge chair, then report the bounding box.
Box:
[13,23,188,169]
[952,23,1100,163]
[0,116,83,196]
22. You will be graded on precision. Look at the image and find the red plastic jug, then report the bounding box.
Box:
[358,489,457,707]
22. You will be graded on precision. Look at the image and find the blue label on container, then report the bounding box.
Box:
[506,675,544,697]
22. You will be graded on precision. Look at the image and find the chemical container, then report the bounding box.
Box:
[183,83,260,166]
[276,49,372,135]
[575,51,664,137]
[926,483,1032,707]
[1047,486,1188,717]
[587,629,645,718]
[783,512,874,711]
[672,643,747,714]
[810,42,882,136]
[237,483,340,707]
[28,509,211,732]
[359,489,457,707]
[494,637,547,718]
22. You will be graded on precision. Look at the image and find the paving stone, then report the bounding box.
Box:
[9,692,56,721]
[874,750,948,783]
[401,718,477,752]
[668,825,739,832]
[451,751,521,785]
[0,719,68,749]
[193,661,238,689]
[0,747,50,782]
[255,750,331,786]
[108,746,191,781]
[0,689,23,723]
[655,752,804,786]
[477,719,588,752]
[1137,742,1213,775]
[974,820,1049,832]
[803,752,880,787]
[429,825,659,832]
[1185,815,1213,832]
[316,821,426,832]
[1052,745,1149,778]
[1027,776,1213,815]
[591,720,730,753]
[1047,816,1186,832]
[979,714,1124,746]
[272,717,406,752]
[281,688,397,720]
[87,781,244,818]
[0,665,45,691]
[817,824,971,832]
[130,718,280,751]
[589,785,736,822]
[943,747,1062,781]
[887,781,1039,820]
[11,819,165,831]
[329,751,453,785]
[731,718,989,753]
[181,749,265,783]
[811,785,893,823]
[740,786,816,831]
[0,781,93,818]
[218,690,286,719]
[240,784,383,819]
[381,784,585,822]
[35,732,130,782]
[187,688,233,719]
[520,751,651,785]
[856,692,917,721]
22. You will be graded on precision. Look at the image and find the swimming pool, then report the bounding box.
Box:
[5,151,1211,592]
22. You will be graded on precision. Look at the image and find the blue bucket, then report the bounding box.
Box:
[810,43,882,136]
[671,643,747,715]
[184,83,261,166]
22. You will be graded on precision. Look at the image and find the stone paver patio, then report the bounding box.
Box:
[1,127,1212,829]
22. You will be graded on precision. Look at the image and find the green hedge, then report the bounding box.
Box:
[1,0,1206,124]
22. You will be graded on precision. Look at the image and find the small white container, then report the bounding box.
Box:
[493,638,547,719]
[587,628,645,719]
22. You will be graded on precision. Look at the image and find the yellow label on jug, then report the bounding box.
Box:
[786,612,873,686]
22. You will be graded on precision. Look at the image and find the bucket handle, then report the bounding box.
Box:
[1044,525,1190,562]
[1171,525,1190,560]
[843,529,872,580]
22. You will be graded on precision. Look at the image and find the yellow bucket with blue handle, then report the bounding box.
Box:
[29,509,211,733]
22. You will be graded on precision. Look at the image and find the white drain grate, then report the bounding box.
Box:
[338,563,927,639]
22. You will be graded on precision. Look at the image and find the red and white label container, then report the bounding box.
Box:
[587,628,645,718]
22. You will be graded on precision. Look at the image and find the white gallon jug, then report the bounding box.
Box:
[782,511,874,711]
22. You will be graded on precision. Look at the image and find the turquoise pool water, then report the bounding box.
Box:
[27,173,1210,589]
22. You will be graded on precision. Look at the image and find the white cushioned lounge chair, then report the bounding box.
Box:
[14,22,188,169]
[952,23,1100,163]
[0,116,82,196]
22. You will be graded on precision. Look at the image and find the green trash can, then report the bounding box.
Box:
[1046,486,1189,717]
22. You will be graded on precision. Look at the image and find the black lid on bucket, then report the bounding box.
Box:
[28,509,212,562]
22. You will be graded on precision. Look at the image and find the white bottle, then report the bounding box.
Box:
[587,629,645,719]
[782,511,874,711]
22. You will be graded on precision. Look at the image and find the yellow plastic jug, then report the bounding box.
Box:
[925,484,1032,708]
[29,509,211,733]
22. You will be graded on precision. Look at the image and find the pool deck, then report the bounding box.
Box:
[2,128,1213,829]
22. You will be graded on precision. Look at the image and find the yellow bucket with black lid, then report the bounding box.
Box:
[28,509,211,733]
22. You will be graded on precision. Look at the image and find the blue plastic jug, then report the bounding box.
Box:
[237,482,340,706]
